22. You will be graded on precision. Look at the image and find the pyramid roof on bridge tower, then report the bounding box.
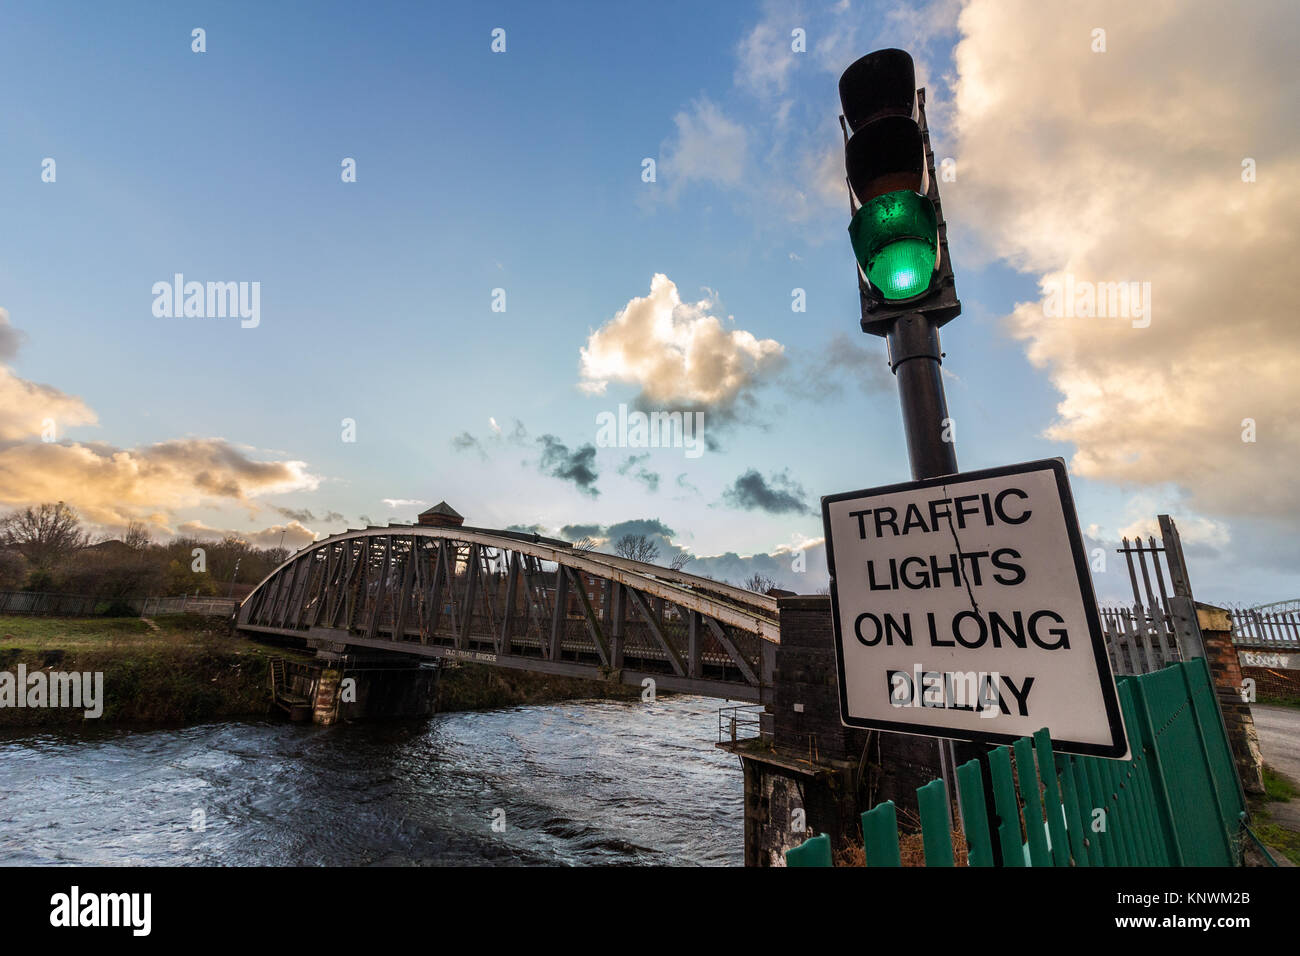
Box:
[417,501,464,527]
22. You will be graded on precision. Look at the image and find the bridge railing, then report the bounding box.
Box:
[0,590,117,616]
[140,595,240,618]
[717,704,768,746]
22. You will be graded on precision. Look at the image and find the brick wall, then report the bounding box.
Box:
[1196,603,1265,795]
[1241,665,1300,702]
[740,596,944,863]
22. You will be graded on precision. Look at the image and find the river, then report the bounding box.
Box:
[0,695,744,866]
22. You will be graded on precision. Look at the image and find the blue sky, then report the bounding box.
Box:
[1,0,1296,605]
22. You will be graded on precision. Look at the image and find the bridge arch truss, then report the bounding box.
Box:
[237,526,780,702]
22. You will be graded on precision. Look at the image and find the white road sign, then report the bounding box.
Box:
[822,458,1127,757]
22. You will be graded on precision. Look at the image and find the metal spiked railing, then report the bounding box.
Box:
[786,658,1245,867]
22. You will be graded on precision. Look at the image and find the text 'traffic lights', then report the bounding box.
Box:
[839,49,959,334]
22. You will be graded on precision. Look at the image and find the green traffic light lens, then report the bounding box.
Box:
[848,189,939,300]
[869,238,935,298]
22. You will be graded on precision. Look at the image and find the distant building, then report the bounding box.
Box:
[417,501,464,528]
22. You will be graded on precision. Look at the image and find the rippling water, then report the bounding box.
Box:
[0,696,744,866]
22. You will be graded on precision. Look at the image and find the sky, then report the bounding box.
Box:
[0,0,1296,605]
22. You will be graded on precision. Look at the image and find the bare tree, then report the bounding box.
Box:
[613,533,660,564]
[122,521,152,551]
[1,501,90,570]
[743,572,777,595]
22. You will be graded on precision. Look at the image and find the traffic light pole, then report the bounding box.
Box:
[886,314,955,480]
[839,49,1001,863]
[883,311,1004,864]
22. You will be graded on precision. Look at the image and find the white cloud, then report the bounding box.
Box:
[0,307,26,360]
[0,308,97,441]
[382,498,428,510]
[578,274,785,417]
[735,13,800,97]
[659,98,750,199]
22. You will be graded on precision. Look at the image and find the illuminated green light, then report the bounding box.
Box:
[848,189,938,300]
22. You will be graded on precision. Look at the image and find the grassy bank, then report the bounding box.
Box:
[1250,765,1300,866]
[0,614,311,726]
[0,615,643,727]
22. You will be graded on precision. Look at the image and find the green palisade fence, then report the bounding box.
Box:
[786,659,1245,867]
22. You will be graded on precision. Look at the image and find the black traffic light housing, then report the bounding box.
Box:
[839,49,961,337]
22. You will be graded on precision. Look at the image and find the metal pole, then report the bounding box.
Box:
[884,312,958,833]
[883,310,1003,862]
[886,314,955,479]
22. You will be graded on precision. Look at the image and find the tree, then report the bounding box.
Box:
[743,572,777,595]
[61,542,162,605]
[613,534,659,564]
[122,521,152,551]
[163,558,219,597]
[0,548,26,590]
[0,502,90,571]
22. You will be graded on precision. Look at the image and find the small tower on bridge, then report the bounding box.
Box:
[417,501,464,528]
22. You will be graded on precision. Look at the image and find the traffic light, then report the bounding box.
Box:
[839,49,960,335]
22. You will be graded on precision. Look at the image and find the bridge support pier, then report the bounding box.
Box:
[273,649,439,725]
[730,596,944,866]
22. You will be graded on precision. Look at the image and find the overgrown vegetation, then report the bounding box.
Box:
[0,614,312,726]
[1252,821,1300,866]
[1246,764,1300,865]
[0,501,291,604]
[434,662,644,712]
[1257,690,1300,709]
[1264,764,1298,803]
[0,616,652,727]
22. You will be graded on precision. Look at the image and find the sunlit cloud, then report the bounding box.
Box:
[947,0,1300,523]
[578,274,785,421]
[0,307,319,529]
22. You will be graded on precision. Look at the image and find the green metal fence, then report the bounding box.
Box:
[785,658,1245,867]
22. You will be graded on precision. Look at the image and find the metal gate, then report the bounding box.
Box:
[1101,515,1207,676]
[787,657,1247,867]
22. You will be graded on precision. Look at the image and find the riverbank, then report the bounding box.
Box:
[0,614,311,726]
[434,662,643,712]
[0,615,643,727]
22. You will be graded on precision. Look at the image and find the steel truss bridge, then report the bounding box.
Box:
[237,525,780,702]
